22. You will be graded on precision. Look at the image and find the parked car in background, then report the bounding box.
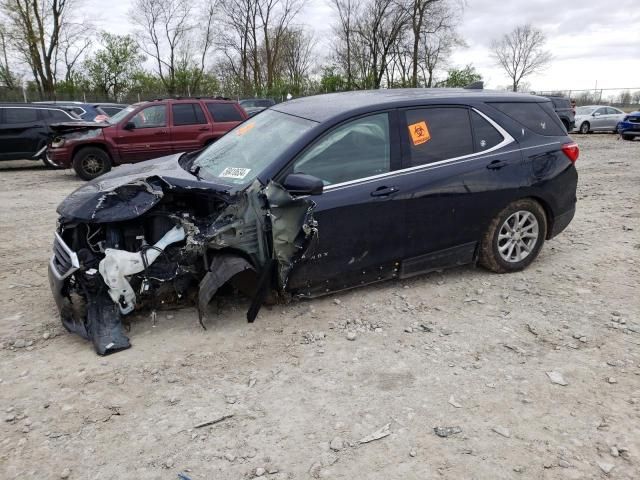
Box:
[47,97,248,180]
[544,95,575,131]
[48,89,578,354]
[239,98,276,116]
[617,111,640,140]
[35,101,129,122]
[573,105,626,134]
[0,103,81,167]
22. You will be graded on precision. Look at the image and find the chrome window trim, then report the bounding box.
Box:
[323,107,516,192]
[44,108,76,119]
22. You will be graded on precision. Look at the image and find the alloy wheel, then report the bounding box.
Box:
[497,210,539,263]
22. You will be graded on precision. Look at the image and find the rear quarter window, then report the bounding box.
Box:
[490,102,565,136]
[206,103,244,122]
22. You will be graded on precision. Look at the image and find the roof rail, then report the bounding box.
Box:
[149,96,232,102]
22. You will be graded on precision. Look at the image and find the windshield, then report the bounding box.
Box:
[107,105,136,124]
[576,106,596,115]
[194,109,316,185]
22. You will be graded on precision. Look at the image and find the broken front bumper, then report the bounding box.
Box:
[48,232,131,355]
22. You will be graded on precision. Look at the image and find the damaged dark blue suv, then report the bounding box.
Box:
[48,89,579,355]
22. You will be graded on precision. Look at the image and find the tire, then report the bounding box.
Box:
[621,134,634,141]
[579,122,590,134]
[41,150,64,169]
[72,147,112,181]
[561,119,570,132]
[478,199,548,274]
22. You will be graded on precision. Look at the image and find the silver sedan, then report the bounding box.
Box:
[573,105,627,134]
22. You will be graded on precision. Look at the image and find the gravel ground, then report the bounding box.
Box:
[0,134,639,480]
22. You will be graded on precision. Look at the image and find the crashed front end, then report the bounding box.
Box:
[48,170,316,355]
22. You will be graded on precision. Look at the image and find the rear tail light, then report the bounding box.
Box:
[561,142,579,164]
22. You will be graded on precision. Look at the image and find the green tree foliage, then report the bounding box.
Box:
[84,33,145,101]
[437,65,482,88]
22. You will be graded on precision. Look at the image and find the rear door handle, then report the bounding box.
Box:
[154,130,168,135]
[487,160,508,170]
[197,126,208,131]
[371,186,399,197]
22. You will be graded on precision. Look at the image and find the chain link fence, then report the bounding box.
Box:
[2,85,640,111]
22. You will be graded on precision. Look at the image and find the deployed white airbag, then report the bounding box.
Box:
[99,225,186,314]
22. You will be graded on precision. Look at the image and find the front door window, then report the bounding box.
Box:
[292,113,390,185]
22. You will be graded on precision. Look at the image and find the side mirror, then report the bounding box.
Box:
[283,173,323,196]
[123,121,136,130]
[593,112,600,117]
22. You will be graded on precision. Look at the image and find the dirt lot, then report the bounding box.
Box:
[0,135,639,480]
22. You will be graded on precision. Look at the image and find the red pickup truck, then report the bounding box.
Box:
[47,98,248,180]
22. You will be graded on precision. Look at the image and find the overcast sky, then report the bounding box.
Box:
[85,0,640,94]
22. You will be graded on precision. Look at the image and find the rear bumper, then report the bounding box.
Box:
[548,206,575,239]
[617,122,640,135]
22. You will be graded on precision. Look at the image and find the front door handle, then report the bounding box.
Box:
[487,160,508,170]
[154,130,168,135]
[371,186,399,197]
[197,126,208,131]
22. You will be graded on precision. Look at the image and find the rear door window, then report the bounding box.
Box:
[471,110,504,152]
[172,103,207,126]
[206,103,244,122]
[403,107,474,166]
[130,105,167,128]
[490,102,565,136]
[4,108,38,123]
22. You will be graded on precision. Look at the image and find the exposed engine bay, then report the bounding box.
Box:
[48,164,317,355]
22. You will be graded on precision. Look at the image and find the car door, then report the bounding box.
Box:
[605,107,623,130]
[170,102,210,153]
[591,107,608,130]
[0,107,47,160]
[396,105,525,274]
[115,104,172,162]
[284,111,407,296]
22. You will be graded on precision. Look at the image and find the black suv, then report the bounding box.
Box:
[0,103,80,167]
[49,89,579,355]
[545,95,575,132]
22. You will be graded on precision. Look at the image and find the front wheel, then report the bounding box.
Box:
[479,199,548,273]
[72,147,112,180]
[621,134,634,141]
[579,122,590,134]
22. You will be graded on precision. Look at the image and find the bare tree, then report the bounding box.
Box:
[0,24,19,89]
[131,0,216,95]
[354,0,410,89]
[491,24,551,92]
[1,0,75,97]
[257,0,305,91]
[218,0,259,95]
[281,28,315,92]
[331,0,357,89]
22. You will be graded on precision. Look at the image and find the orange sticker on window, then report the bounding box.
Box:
[408,121,431,146]
[236,122,255,136]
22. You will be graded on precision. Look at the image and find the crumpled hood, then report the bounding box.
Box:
[57,153,234,223]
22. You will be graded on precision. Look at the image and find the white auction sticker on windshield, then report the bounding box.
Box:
[219,167,251,179]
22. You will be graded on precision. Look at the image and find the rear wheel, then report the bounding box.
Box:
[479,199,547,273]
[72,147,112,180]
[579,122,590,134]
